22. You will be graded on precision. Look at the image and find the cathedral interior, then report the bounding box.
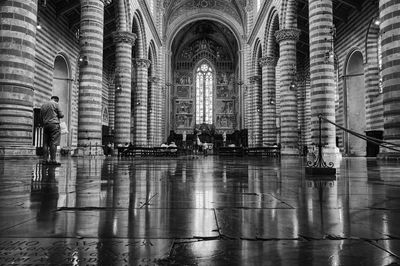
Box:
[1,0,400,265]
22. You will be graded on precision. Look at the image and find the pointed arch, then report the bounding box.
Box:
[53,53,72,147]
[193,59,215,124]
[132,10,146,58]
[264,10,280,58]
[148,40,157,74]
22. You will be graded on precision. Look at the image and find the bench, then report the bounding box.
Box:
[118,146,187,157]
[246,146,280,157]
[218,146,245,156]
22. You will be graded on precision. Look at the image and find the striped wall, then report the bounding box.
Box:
[335,1,382,152]
[34,2,81,149]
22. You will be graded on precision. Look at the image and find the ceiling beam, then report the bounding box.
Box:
[335,0,361,10]
[57,1,80,17]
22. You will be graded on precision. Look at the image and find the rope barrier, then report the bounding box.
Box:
[319,116,400,153]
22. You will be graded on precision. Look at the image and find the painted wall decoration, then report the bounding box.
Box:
[216,100,234,114]
[176,86,191,98]
[172,32,237,132]
[176,100,193,114]
[176,114,193,128]
[216,115,235,128]
[216,85,235,98]
[175,72,193,85]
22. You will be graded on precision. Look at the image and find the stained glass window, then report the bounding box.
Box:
[196,63,213,124]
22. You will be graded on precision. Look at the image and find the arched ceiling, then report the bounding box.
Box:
[172,20,239,64]
[163,0,248,29]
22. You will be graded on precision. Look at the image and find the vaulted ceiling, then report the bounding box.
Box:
[172,20,239,64]
[42,0,376,65]
[163,0,248,28]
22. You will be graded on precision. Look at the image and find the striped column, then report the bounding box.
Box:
[133,58,151,146]
[260,56,278,145]
[252,76,262,146]
[308,0,339,157]
[248,76,260,147]
[149,76,160,146]
[77,0,104,155]
[0,0,37,156]
[379,0,400,158]
[275,29,300,155]
[113,31,136,145]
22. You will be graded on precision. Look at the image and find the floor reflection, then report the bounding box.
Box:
[0,156,400,265]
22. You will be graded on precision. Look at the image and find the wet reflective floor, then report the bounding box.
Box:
[1,156,400,265]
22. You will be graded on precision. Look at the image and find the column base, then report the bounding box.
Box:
[0,146,37,158]
[73,146,104,157]
[377,152,400,160]
[307,145,342,166]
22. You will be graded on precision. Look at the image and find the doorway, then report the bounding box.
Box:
[345,51,366,156]
[52,55,71,147]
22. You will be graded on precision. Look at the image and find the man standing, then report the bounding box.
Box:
[40,96,64,165]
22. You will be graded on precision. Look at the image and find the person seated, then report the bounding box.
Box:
[161,142,168,148]
[169,141,178,153]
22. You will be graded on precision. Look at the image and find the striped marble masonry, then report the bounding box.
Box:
[78,0,104,148]
[308,0,337,147]
[133,58,151,146]
[380,0,400,152]
[113,31,136,145]
[147,78,154,146]
[155,52,163,145]
[260,57,278,145]
[0,0,37,148]
[364,23,383,132]
[275,29,300,155]
[285,0,297,29]
[252,76,262,147]
[149,76,160,146]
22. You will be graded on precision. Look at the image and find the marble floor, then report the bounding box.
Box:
[1,155,400,265]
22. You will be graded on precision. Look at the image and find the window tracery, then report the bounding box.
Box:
[196,63,214,124]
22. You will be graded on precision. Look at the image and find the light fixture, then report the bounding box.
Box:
[36,18,42,30]
[374,17,380,26]
[40,0,47,7]
[290,81,296,91]
[324,26,337,64]
[289,64,297,91]
[115,84,122,94]
[78,55,88,66]
[269,97,275,105]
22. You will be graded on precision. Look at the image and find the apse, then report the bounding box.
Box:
[170,20,239,135]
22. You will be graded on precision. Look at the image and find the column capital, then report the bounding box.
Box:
[259,56,278,67]
[274,29,300,43]
[133,58,151,69]
[113,31,137,46]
